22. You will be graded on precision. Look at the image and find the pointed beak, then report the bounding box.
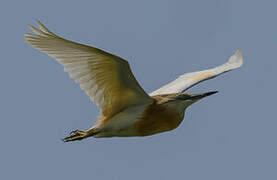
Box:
[188,91,218,100]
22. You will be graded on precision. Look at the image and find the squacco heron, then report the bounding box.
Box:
[24,21,243,142]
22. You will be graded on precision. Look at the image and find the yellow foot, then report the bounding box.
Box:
[63,130,87,142]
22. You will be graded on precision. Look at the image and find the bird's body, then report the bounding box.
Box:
[94,102,150,137]
[93,94,187,138]
[24,21,243,142]
[134,94,187,137]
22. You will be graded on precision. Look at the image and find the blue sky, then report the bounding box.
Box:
[1,0,276,179]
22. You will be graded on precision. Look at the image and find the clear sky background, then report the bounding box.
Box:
[1,0,276,179]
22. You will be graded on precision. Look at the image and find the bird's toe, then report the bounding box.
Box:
[63,130,87,142]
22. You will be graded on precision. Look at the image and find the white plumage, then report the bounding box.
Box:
[25,21,153,118]
[24,21,243,141]
[150,50,243,96]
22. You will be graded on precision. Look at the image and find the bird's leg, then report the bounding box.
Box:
[63,130,88,142]
[62,127,98,142]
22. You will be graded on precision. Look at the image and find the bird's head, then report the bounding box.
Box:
[175,91,218,108]
[153,91,218,111]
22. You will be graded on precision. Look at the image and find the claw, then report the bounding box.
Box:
[70,130,78,135]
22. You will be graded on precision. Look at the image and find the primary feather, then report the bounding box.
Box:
[24,21,153,118]
[150,50,243,96]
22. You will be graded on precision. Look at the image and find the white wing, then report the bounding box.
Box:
[150,50,243,96]
[25,21,153,118]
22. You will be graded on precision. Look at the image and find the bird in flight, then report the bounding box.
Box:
[25,21,243,142]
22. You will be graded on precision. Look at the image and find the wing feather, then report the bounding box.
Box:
[150,50,243,96]
[25,21,153,117]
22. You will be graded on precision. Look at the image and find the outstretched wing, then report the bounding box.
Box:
[25,21,153,117]
[150,50,243,96]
